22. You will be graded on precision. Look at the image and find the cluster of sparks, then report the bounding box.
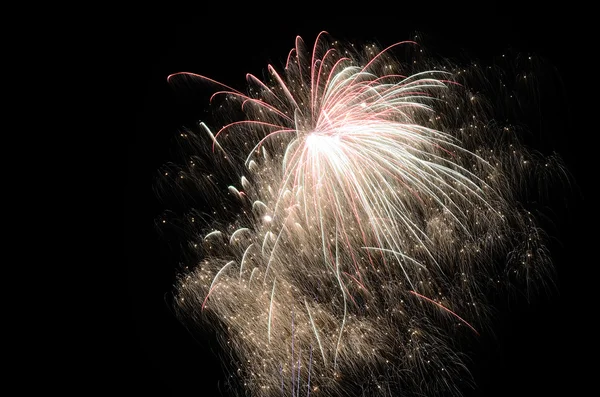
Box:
[159,32,565,396]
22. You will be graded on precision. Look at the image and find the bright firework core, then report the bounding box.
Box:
[305,131,340,151]
[161,31,567,397]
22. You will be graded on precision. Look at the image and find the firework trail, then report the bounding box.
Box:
[158,32,567,396]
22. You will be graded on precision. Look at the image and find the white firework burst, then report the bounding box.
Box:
[159,31,567,397]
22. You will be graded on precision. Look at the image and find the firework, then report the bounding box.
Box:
[159,32,567,396]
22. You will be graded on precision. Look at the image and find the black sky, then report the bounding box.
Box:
[127,9,593,397]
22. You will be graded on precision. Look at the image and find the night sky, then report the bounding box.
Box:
[127,9,593,396]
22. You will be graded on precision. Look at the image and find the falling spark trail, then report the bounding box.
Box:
[409,290,480,336]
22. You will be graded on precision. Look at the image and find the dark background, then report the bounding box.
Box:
[127,9,593,396]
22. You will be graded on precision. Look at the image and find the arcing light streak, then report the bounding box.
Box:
[163,31,566,397]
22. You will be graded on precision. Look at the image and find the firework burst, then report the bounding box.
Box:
[158,31,567,396]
